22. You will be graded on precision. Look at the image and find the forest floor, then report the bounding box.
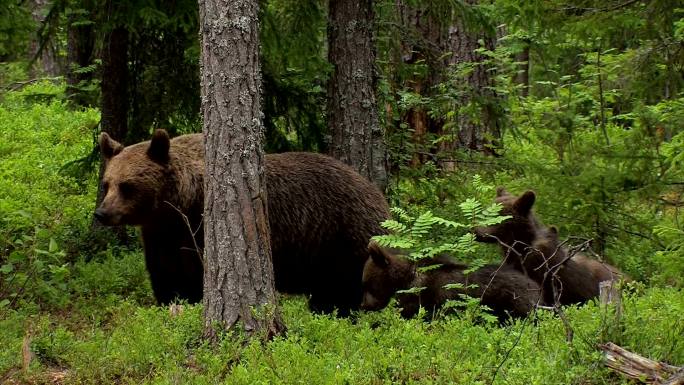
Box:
[1,82,683,385]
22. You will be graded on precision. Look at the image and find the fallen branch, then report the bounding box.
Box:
[600,342,684,384]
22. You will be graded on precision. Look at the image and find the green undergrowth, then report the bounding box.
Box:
[1,81,683,384]
[1,287,682,384]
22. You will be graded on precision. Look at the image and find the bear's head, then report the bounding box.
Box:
[360,242,415,311]
[94,129,172,226]
[473,187,541,252]
[527,225,567,267]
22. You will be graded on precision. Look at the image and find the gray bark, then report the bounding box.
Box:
[29,0,62,76]
[327,0,387,191]
[199,0,284,340]
[515,41,530,97]
[396,4,447,166]
[441,0,501,165]
[395,1,501,169]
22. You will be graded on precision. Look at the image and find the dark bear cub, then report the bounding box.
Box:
[474,188,626,305]
[96,130,390,315]
[361,242,543,321]
[473,187,541,266]
[527,226,604,304]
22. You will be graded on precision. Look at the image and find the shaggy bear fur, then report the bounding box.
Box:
[473,188,625,305]
[96,130,390,314]
[360,242,543,321]
[527,226,605,304]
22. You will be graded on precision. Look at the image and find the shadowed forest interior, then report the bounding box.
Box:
[1,0,683,383]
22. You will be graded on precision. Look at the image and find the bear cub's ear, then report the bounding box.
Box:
[99,132,124,160]
[546,225,560,241]
[368,241,390,267]
[147,129,171,163]
[513,190,536,215]
[495,186,510,197]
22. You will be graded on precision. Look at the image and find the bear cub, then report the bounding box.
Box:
[361,241,543,321]
[474,188,626,305]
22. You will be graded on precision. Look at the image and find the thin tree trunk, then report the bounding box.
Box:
[515,41,530,97]
[199,0,284,341]
[28,0,61,76]
[93,25,129,240]
[327,0,387,191]
[66,3,95,106]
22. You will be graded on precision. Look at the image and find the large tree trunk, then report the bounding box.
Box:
[93,25,129,239]
[199,0,284,341]
[327,0,387,191]
[394,1,501,170]
[396,4,447,167]
[441,1,501,165]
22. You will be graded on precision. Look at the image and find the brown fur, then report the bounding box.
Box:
[361,242,543,321]
[473,187,542,265]
[96,130,390,314]
[474,188,626,305]
[527,226,604,304]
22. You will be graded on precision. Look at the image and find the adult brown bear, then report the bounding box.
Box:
[95,129,390,315]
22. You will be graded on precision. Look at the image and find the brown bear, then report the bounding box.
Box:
[360,242,543,321]
[473,188,625,305]
[527,226,606,304]
[96,129,390,315]
[473,187,542,266]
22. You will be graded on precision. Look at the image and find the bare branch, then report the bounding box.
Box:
[164,201,205,270]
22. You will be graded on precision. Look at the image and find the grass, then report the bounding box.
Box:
[0,81,682,384]
[2,288,682,384]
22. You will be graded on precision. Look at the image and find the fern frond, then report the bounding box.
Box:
[371,234,415,249]
[389,206,412,223]
[460,198,482,221]
[410,211,438,238]
[381,219,408,234]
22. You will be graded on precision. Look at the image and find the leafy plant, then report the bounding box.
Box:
[373,198,508,263]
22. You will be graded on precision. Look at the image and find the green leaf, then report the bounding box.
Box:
[397,286,426,295]
[0,263,13,274]
[443,283,465,291]
[49,238,58,253]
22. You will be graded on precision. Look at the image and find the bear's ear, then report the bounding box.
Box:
[514,190,536,215]
[368,241,390,267]
[547,226,559,240]
[495,186,509,197]
[99,132,124,161]
[147,129,170,163]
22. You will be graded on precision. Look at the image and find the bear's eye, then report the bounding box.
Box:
[119,182,137,197]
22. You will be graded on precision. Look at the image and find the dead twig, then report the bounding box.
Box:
[3,76,63,92]
[164,201,205,270]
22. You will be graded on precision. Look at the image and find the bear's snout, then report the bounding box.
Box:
[472,226,496,242]
[360,292,383,311]
[94,208,119,225]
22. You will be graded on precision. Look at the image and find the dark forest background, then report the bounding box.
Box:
[1,0,683,383]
